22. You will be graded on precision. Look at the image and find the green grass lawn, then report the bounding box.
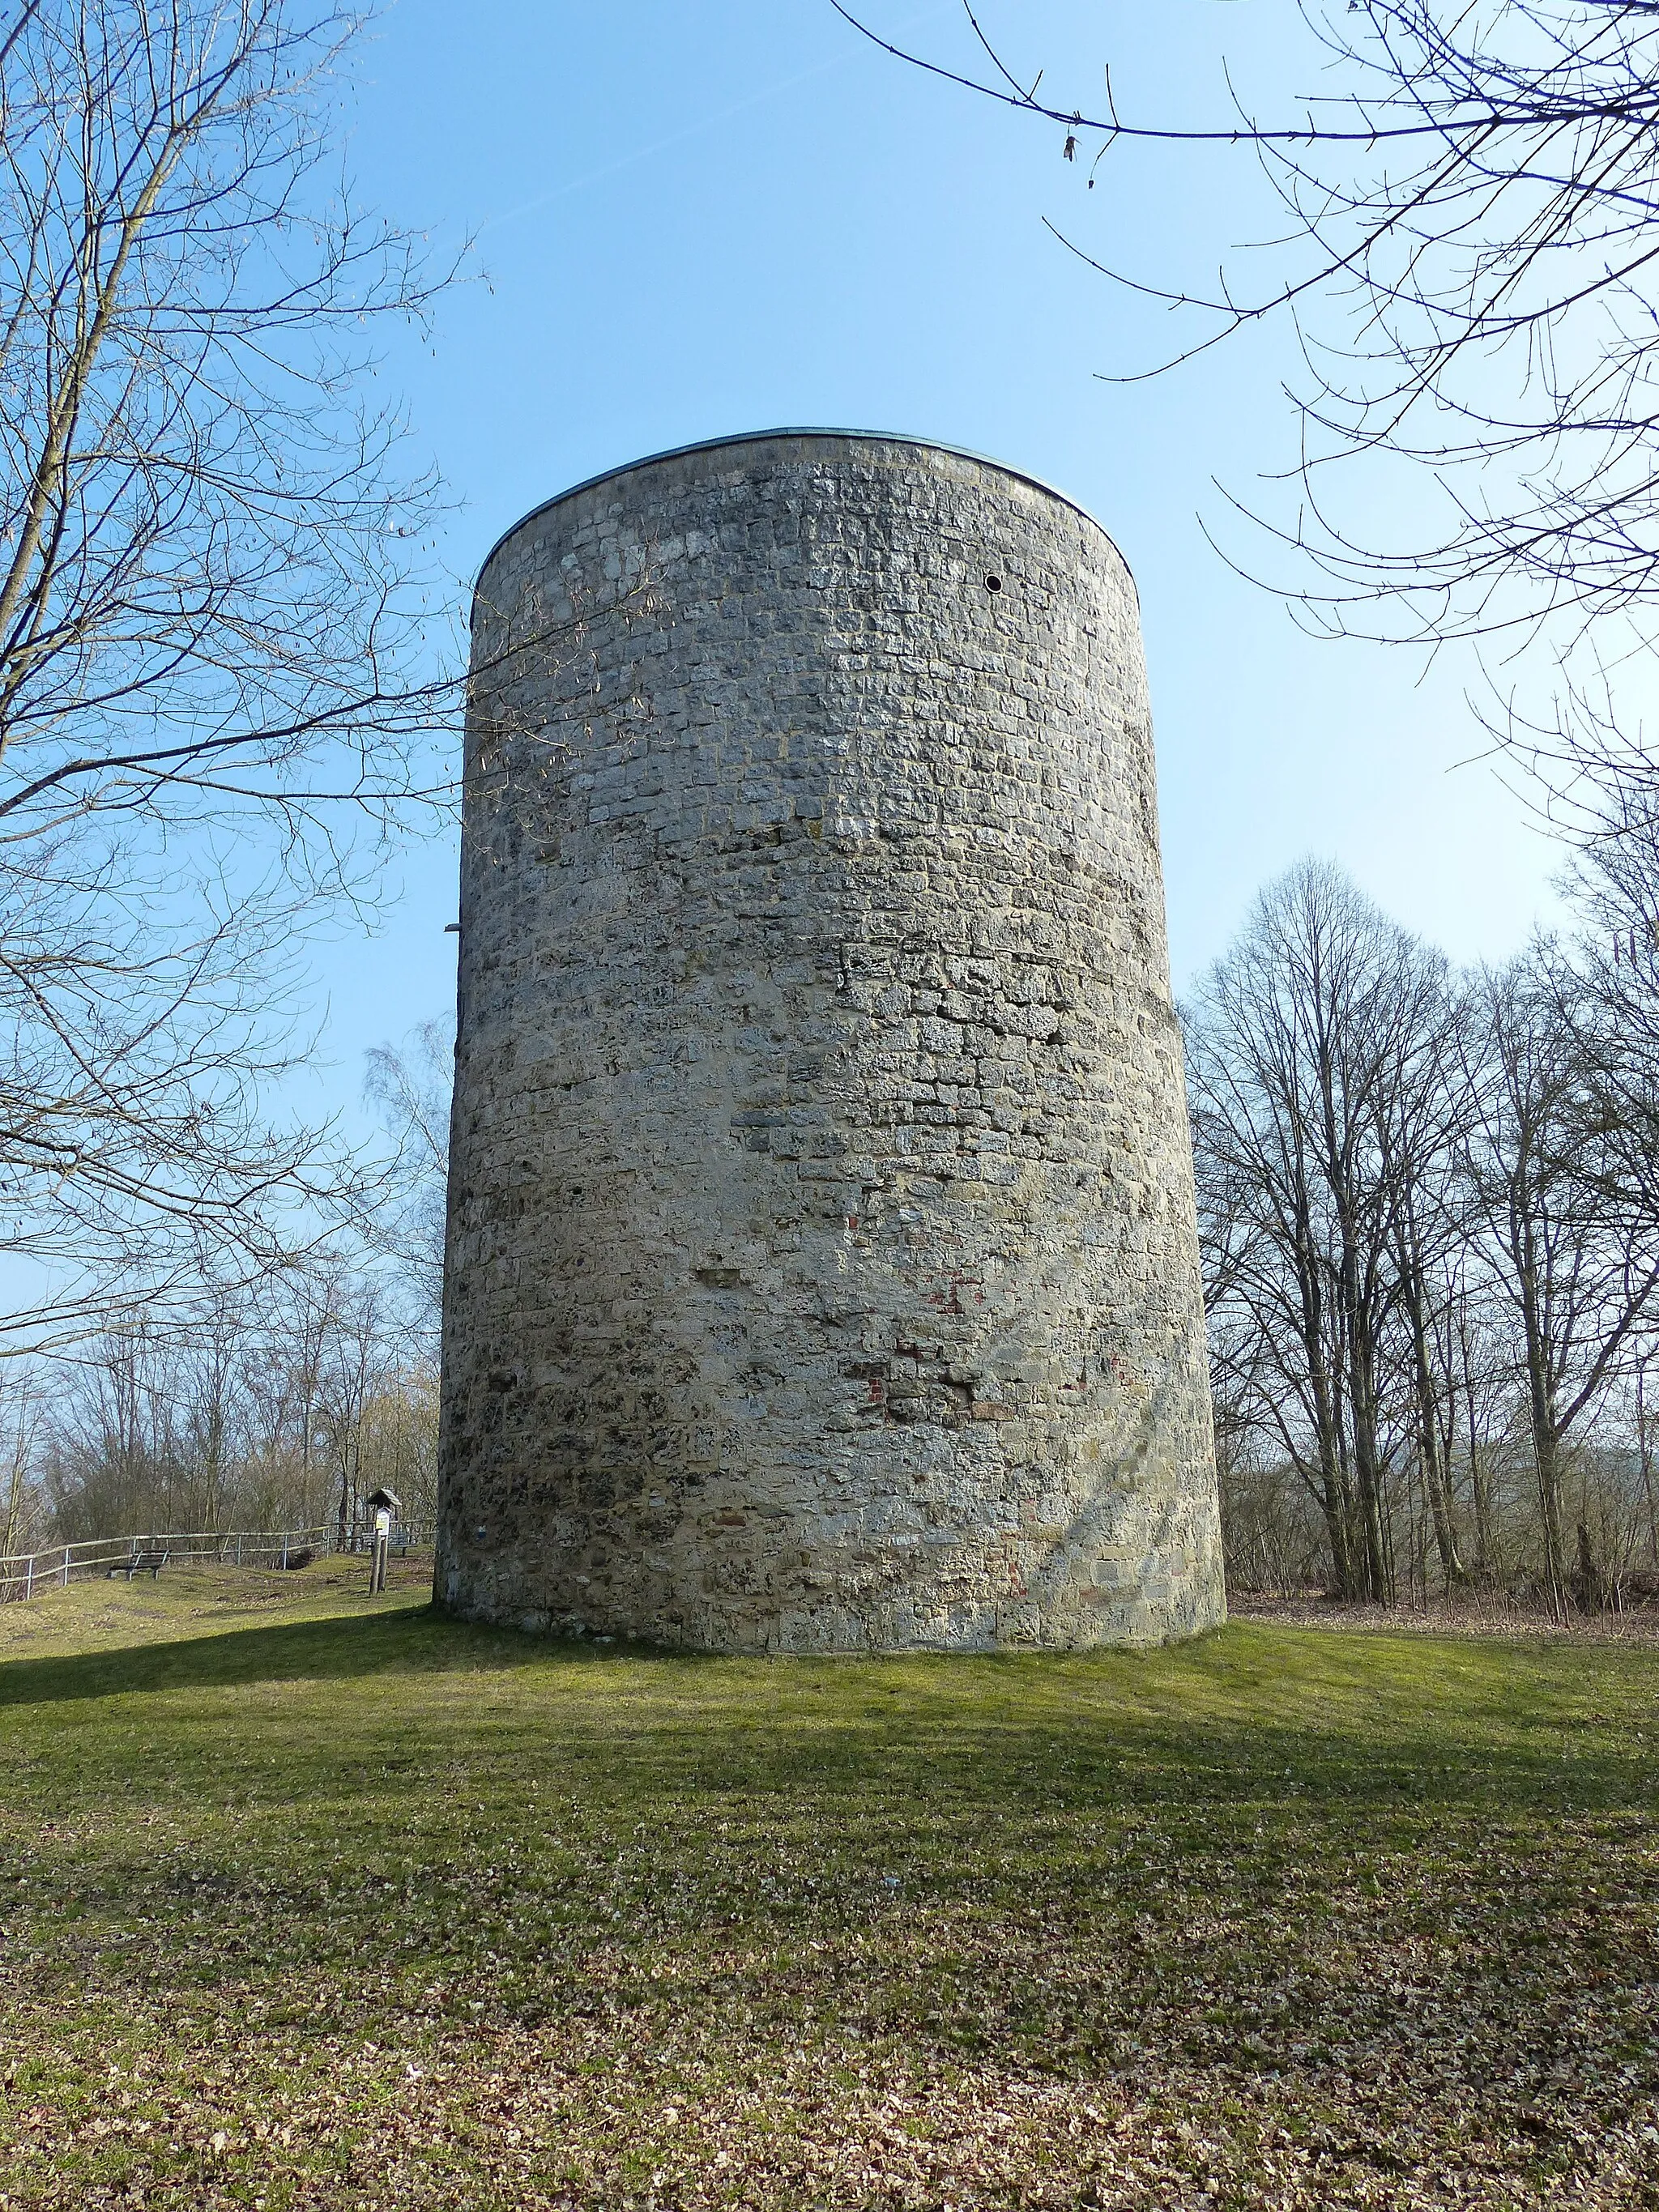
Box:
[1,1566,1657,2210]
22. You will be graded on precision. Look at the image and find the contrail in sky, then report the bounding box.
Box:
[478,3,957,237]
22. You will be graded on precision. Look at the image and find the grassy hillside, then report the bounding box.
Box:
[1,1565,1656,2208]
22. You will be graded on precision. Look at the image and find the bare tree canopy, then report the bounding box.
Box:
[1188,855,1659,1613]
[838,2,1659,814]
[0,0,463,1349]
[0,0,454,825]
[1184,860,1461,1600]
[363,1012,451,1340]
[26,1259,437,1549]
[1458,953,1659,1610]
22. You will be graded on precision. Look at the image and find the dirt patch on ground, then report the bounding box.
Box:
[1228,1588,1659,1641]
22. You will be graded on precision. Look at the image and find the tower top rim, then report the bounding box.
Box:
[474,428,1134,599]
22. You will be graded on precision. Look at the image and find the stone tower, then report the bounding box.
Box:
[437,430,1223,1651]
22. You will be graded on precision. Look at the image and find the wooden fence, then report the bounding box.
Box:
[0,1517,436,1604]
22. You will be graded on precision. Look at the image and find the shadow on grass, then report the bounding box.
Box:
[5,1609,1659,1822]
[0,1602,569,1707]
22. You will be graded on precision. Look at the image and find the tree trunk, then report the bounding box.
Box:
[1533,1419,1570,1623]
[1347,1323,1391,1604]
[1403,1261,1465,1588]
[1316,1446,1355,1597]
[1302,1288,1358,1596]
[1639,1367,1659,1571]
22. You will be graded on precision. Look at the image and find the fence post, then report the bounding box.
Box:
[61,1545,69,1588]
[24,1554,33,1600]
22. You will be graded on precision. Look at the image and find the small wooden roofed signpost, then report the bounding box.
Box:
[365,1487,402,1596]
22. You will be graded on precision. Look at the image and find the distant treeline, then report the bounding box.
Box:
[1188,848,1659,1614]
[2,1264,437,1559]
[1,1019,450,1563]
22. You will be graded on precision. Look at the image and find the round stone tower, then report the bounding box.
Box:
[437,429,1223,1651]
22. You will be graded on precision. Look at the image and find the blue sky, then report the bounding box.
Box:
[312,0,1565,1116]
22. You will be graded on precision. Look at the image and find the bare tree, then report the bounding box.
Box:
[1457,949,1659,1615]
[30,1248,436,1542]
[0,0,463,1349]
[313,1270,394,1547]
[1442,1286,1523,1579]
[0,1370,41,1557]
[1380,982,1495,1595]
[1634,1349,1659,1571]
[1186,859,1459,1600]
[839,2,1659,814]
[254,1255,352,1526]
[364,1013,452,1341]
[1563,800,1659,1207]
[1184,846,1659,1608]
[1187,920,1359,1592]
[41,1315,181,1538]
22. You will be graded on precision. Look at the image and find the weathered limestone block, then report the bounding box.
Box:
[437,429,1224,1650]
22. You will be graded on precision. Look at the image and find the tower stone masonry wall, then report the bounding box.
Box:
[437,430,1225,1650]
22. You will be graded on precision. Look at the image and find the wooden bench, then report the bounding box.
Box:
[107,1549,170,1581]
